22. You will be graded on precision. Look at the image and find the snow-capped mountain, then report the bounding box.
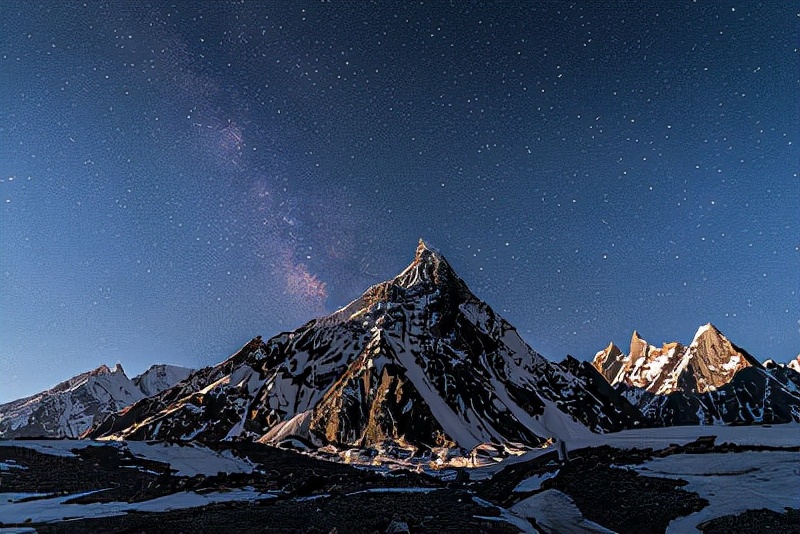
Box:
[0,363,193,438]
[593,326,800,425]
[88,241,643,455]
[593,324,759,395]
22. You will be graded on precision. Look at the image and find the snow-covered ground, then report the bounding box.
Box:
[513,470,559,493]
[123,441,254,477]
[510,489,615,534]
[632,451,800,532]
[2,424,799,530]
[0,440,110,458]
[0,440,254,477]
[0,488,276,524]
[600,422,800,449]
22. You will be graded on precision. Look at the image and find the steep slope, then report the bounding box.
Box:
[593,327,800,426]
[591,342,627,385]
[0,364,194,438]
[88,241,642,456]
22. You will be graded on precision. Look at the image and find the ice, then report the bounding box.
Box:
[123,441,254,477]
[510,489,616,533]
[632,451,800,532]
[0,440,112,458]
[512,470,559,492]
[600,422,800,449]
[0,488,276,524]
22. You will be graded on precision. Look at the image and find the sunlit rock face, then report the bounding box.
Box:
[87,241,643,455]
[594,324,757,395]
[593,326,800,426]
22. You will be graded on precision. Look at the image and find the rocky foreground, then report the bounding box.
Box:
[1,429,798,533]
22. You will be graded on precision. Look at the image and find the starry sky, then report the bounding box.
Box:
[1,1,798,403]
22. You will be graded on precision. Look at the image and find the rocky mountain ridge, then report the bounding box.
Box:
[87,241,643,460]
[0,363,193,439]
[593,326,800,425]
[593,323,761,395]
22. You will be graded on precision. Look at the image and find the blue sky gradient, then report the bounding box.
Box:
[1,1,797,402]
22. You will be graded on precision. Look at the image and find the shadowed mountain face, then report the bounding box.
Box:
[593,327,800,426]
[87,242,643,454]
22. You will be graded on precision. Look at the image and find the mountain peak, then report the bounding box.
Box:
[629,330,651,362]
[390,240,464,296]
[91,364,113,376]
[690,323,722,346]
[87,243,642,454]
[593,323,761,396]
[592,342,627,385]
[415,237,430,255]
[413,238,444,267]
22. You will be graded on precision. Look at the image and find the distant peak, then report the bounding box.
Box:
[592,341,623,366]
[113,363,126,375]
[631,330,646,344]
[91,364,113,376]
[691,323,723,345]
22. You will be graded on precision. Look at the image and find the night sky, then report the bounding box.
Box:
[1,1,798,403]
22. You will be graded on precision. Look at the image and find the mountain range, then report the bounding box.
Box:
[86,241,643,460]
[2,242,798,460]
[593,326,800,425]
[0,363,193,438]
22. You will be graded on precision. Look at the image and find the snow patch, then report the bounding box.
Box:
[123,441,254,477]
[0,440,113,458]
[633,451,800,533]
[512,470,559,492]
[510,489,616,533]
[0,488,276,524]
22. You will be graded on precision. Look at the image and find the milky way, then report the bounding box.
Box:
[0,1,797,402]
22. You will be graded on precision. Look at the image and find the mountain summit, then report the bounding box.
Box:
[88,243,641,458]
